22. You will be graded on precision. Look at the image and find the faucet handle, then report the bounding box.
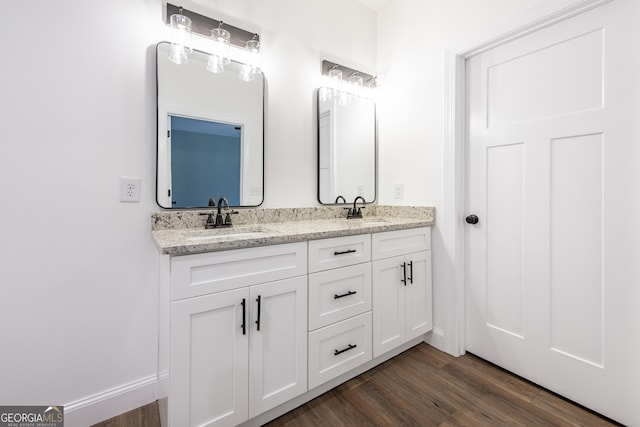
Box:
[224,210,238,225]
[199,212,217,229]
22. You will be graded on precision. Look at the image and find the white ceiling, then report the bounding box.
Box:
[353,0,392,11]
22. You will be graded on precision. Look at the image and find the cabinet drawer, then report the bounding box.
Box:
[308,234,371,273]
[309,262,371,331]
[308,263,372,330]
[372,227,431,260]
[308,312,372,389]
[171,242,307,301]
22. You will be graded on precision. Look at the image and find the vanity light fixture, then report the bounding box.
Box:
[322,60,376,97]
[165,4,262,80]
[168,8,192,64]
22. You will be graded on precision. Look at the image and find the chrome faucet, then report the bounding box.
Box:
[346,196,366,219]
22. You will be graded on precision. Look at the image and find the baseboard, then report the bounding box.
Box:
[424,327,445,352]
[63,374,157,427]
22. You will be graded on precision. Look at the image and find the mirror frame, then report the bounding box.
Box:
[155,41,265,209]
[316,87,377,205]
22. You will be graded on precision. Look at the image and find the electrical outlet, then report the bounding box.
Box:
[120,176,141,202]
[394,183,404,199]
[251,186,263,197]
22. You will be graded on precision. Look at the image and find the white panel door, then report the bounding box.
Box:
[248,276,307,417]
[372,256,405,357]
[404,250,432,340]
[465,2,640,425]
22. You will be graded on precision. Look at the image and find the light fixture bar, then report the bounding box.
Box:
[322,60,376,86]
[166,3,258,48]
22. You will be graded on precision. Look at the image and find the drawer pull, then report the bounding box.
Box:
[255,295,261,331]
[334,290,357,299]
[408,260,413,284]
[241,298,246,335]
[334,343,357,356]
[334,249,356,256]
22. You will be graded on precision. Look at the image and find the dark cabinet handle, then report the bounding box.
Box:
[334,344,357,356]
[241,299,246,335]
[465,214,479,224]
[408,261,413,284]
[401,262,407,286]
[334,249,356,256]
[334,290,357,299]
[255,295,261,331]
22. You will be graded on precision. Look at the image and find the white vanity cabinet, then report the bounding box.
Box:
[307,235,373,389]
[157,224,433,426]
[371,227,433,357]
[163,243,308,427]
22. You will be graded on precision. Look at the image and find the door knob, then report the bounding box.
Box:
[465,214,479,224]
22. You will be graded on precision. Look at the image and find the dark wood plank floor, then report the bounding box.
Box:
[91,402,160,427]
[266,343,618,427]
[94,343,619,426]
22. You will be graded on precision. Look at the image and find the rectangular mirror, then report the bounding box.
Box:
[156,42,264,208]
[317,87,376,204]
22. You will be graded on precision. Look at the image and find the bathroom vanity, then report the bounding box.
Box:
[152,207,434,427]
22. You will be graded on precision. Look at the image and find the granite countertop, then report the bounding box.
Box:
[152,209,434,256]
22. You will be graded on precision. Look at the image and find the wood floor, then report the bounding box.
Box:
[94,343,619,426]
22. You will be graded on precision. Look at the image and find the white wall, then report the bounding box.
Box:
[375,0,549,345]
[0,0,375,425]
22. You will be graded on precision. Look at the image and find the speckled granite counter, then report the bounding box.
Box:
[151,206,434,255]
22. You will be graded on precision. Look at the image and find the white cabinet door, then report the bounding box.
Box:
[372,251,433,358]
[372,256,405,357]
[249,276,308,417]
[404,251,432,341]
[170,288,249,427]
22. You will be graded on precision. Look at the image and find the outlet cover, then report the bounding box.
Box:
[394,183,404,199]
[120,176,141,202]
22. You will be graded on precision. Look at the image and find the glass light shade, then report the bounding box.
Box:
[338,90,351,106]
[328,68,343,82]
[328,68,343,96]
[245,39,262,71]
[168,44,189,64]
[239,63,256,82]
[349,74,364,87]
[211,27,231,64]
[318,87,330,102]
[206,55,225,73]
[349,74,364,97]
[168,14,192,64]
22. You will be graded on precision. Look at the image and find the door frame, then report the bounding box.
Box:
[442,0,614,356]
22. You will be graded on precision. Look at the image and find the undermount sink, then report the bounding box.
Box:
[186,226,271,242]
[360,217,391,226]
